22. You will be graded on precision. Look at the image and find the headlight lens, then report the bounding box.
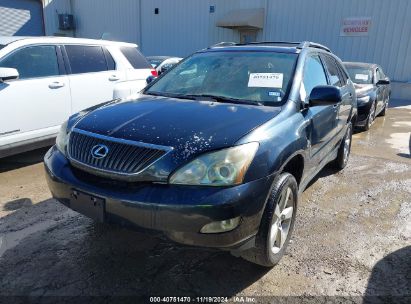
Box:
[170,142,259,186]
[357,95,370,103]
[56,120,69,154]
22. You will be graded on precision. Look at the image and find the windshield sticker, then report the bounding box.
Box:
[355,74,369,81]
[248,73,283,88]
[268,91,281,97]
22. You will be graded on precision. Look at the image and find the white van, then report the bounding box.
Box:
[0,36,155,158]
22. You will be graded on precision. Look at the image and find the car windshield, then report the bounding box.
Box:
[346,67,373,84]
[145,51,298,106]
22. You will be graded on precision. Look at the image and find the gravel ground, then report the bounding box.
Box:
[0,104,410,303]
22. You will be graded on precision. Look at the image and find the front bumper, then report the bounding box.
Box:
[44,146,274,249]
[355,100,373,127]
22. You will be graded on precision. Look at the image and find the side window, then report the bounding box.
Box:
[376,68,385,81]
[65,45,108,74]
[322,55,343,87]
[103,47,116,71]
[0,45,59,80]
[120,47,151,69]
[301,55,328,102]
[336,63,349,86]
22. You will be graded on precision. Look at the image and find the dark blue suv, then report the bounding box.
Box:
[45,41,357,267]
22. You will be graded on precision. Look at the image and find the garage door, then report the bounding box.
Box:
[0,0,44,36]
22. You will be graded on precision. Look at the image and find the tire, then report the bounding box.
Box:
[363,101,376,131]
[333,122,352,170]
[240,173,298,267]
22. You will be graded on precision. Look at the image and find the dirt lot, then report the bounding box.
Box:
[0,101,410,303]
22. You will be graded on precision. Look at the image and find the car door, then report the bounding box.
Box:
[0,44,71,147]
[63,44,125,113]
[321,54,353,137]
[300,54,337,165]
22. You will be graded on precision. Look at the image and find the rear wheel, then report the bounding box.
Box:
[240,173,298,267]
[334,123,352,170]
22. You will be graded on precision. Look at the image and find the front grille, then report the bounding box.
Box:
[68,129,169,176]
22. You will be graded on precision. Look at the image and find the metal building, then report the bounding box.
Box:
[0,0,44,36]
[37,0,411,97]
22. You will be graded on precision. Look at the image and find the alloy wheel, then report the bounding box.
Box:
[270,187,294,254]
[343,126,352,164]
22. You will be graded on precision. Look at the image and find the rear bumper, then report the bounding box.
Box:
[44,146,274,249]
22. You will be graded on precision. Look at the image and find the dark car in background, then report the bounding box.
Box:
[45,41,356,267]
[344,62,391,131]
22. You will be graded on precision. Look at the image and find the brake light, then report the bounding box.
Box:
[151,69,158,77]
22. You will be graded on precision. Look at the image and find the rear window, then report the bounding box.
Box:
[65,45,109,74]
[120,47,151,69]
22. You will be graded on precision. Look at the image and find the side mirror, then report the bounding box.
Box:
[309,85,342,107]
[146,75,156,84]
[0,67,19,82]
[376,79,390,86]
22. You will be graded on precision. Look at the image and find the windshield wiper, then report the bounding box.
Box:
[184,94,263,106]
[144,91,196,100]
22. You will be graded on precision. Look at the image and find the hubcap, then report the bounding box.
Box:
[270,187,294,254]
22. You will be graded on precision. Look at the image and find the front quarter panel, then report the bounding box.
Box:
[238,101,309,182]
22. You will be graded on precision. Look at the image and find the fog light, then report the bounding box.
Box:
[200,217,241,234]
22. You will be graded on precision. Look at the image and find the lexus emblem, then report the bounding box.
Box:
[91,144,109,159]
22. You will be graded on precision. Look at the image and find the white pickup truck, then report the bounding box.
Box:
[0,36,155,158]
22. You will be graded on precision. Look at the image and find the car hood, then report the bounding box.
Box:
[74,94,281,161]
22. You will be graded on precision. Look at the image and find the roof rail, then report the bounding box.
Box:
[298,41,331,52]
[208,41,331,52]
[210,42,237,48]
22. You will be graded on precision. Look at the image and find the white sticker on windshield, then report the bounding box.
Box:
[248,73,283,88]
[355,74,369,81]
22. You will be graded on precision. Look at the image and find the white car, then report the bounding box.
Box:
[0,36,155,158]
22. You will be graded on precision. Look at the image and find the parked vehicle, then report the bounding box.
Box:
[0,36,155,158]
[344,62,391,131]
[45,41,357,267]
[147,56,182,75]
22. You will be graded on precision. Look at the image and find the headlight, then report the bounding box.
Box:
[357,95,370,103]
[56,120,69,154]
[170,142,259,186]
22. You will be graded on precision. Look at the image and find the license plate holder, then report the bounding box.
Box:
[70,190,105,222]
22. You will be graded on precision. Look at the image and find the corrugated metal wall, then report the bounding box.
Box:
[264,0,411,82]
[0,0,44,36]
[43,0,411,82]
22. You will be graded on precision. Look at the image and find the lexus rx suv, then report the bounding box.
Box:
[45,41,357,267]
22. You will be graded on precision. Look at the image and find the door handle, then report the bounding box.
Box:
[109,75,120,81]
[48,81,65,89]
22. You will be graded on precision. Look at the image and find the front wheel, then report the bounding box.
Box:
[363,101,376,131]
[333,123,352,170]
[240,173,298,267]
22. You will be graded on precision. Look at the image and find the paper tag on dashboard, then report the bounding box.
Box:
[355,74,369,81]
[248,73,283,88]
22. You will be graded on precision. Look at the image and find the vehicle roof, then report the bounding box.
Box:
[343,62,378,69]
[0,36,137,47]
